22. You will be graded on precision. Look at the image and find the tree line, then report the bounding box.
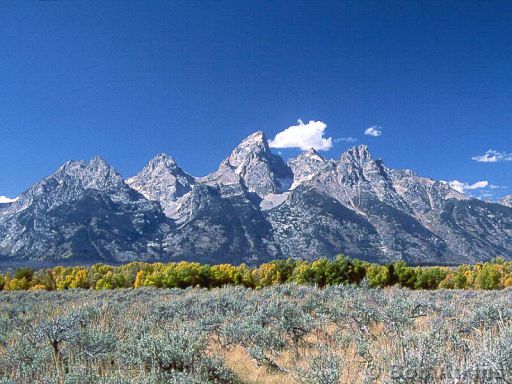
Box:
[1,256,512,291]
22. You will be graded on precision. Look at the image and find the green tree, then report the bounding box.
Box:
[13,267,34,281]
[291,261,316,285]
[270,259,297,283]
[310,259,329,287]
[453,267,469,289]
[392,261,417,289]
[475,264,502,290]
[414,267,448,290]
[325,256,365,285]
[252,263,281,287]
[210,264,236,287]
[32,269,57,290]
[366,264,391,288]
[4,276,30,291]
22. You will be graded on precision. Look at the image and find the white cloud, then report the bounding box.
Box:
[448,180,489,194]
[0,195,18,204]
[364,125,382,137]
[268,119,333,151]
[445,180,509,201]
[472,150,512,163]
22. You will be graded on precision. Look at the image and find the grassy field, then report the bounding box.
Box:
[1,285,511,383]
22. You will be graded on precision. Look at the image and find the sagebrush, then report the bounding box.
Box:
[1,286,512,383]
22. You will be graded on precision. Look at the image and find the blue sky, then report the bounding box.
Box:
[1,1,511,200]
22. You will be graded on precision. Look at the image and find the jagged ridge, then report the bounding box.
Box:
[1,131,512,266]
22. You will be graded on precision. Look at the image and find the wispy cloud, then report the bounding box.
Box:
[364,125,382,137]
[472,149,512,163]
[335,137,358,143]
[269,119,333,151]
[0,195,18,204]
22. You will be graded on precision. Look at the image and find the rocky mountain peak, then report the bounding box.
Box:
[205,131,293,197]
[53,157,125,195]
[128,153,187,184]
[226,131,270,168]
[290,148,325,164]
[288,148,328,189]
[340,145,373,165]
[89,155,110,167]
[337,145,385,183]
[242,130,265,143]
[145,153,178,170]
[0,157,134,222]
[126,154,195,217]
[304,148,324,161]
[59,155,117,175]
[0,155,167,263]
[4,131,512,267]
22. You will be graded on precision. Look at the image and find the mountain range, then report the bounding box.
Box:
[1,131,512,266]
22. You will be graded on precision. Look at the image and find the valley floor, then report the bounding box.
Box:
[1,286,511,383]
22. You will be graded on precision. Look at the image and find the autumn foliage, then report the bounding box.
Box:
[2,256,512,291]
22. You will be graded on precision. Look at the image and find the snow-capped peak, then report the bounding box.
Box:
[242,130,265,143]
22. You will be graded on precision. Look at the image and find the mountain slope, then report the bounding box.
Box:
[286,144,512,264]
[264,186,383,262]
[162,184,278,264]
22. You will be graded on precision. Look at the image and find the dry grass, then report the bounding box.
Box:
[213,322,374,383]
[223,346,295,384]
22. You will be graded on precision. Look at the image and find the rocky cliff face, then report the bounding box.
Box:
[1,132,512,266]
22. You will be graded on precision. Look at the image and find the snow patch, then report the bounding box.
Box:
[260,192,290,210]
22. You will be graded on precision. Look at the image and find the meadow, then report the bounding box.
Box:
[1,285,512,383]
